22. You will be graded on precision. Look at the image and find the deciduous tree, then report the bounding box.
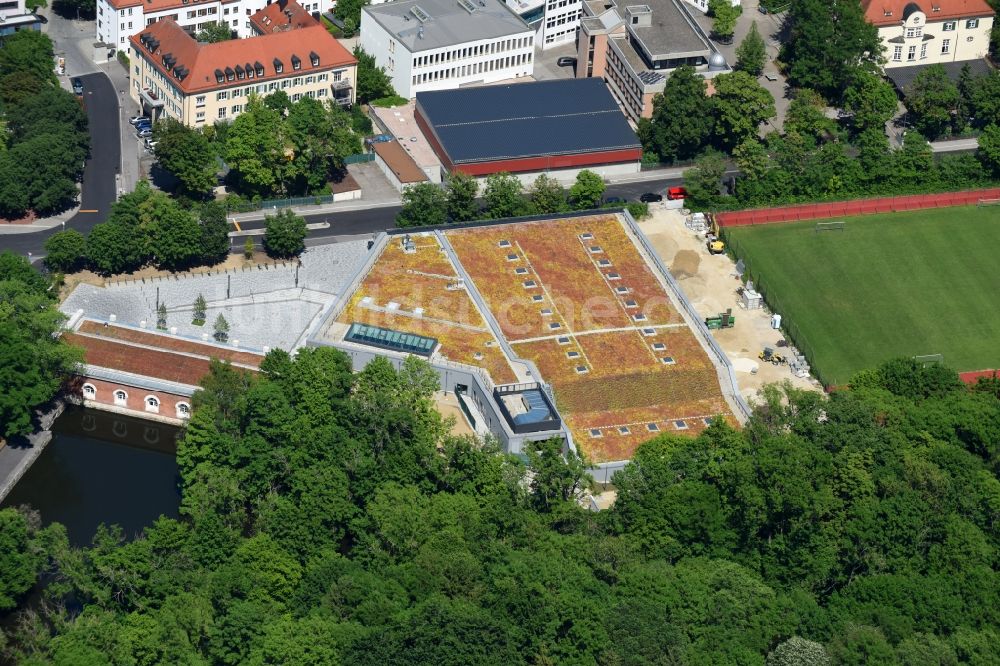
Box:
[43,229,87,273]
[645,66,713,162]
[153,119,218,196]
[263,209,307,258]
[529,174,566,214]
[568,169,605,210]
[445,171,479,222]
[905,64,960,140]
[396,182,448,227]
[977,123,1000,175]
[483,172,526,219]
[195,21,233,43]
[353,46,396,104]
[712,71,776,150]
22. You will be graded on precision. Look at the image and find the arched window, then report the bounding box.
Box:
[144,395,160,413]
[114,390,128,406]
[176,402,191,419]
[82,383,97,400]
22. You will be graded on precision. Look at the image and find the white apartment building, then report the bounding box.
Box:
[0,0,43,37]
[504,0,582,48]
[360,0,535,99]
[862,0,994,67]
[96,0,329,50]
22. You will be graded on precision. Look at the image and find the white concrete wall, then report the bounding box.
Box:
[540,0,580,48]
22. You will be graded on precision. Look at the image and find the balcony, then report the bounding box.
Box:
[140,87,165,108]
[331,80,353,106]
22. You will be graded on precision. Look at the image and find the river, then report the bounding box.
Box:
[1,407,182,547]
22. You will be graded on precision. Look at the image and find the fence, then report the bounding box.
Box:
[716,187,1000,227]
[343,153,375,165]
[724,234,839,389]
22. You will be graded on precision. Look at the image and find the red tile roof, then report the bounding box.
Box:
[250,0,318,35]
[862,0,993,26]
[130,17,356,95]
[107,0,240,12]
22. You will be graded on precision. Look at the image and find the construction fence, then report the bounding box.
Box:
[716,187,1000,227]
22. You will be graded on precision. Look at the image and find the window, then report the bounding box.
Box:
[196,111,205,120]
[218,107,226,118]
[195,95,205,106]
[920,43,927,59]
[966,18,979,28]
[907,45,917,61]
[905,27,922,38]
[176,402,191,419]
[114,390,128,406]
[893,45,903,61]
[82,383,97,400]
[941,38,951,53]
[145,396,160,413]
[231,104,242,113]
[216,91,228,100]
[942,20,956,30]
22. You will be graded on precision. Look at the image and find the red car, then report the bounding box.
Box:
[667,186,687,200]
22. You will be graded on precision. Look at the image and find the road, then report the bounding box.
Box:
[0,71,120,257]
[5,175,686,256]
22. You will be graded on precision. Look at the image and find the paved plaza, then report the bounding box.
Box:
[61,242,370,352]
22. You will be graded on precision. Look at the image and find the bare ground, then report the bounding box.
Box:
[637,207,822,406]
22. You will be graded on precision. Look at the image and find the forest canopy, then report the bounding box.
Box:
[2,353,999,665]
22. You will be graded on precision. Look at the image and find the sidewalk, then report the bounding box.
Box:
[0,402,65,503]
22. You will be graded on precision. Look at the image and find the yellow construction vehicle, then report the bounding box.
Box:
[706,213,725,254]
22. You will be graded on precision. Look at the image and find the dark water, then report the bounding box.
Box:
[2,407,182,547]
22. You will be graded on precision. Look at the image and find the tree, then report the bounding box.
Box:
[782,0,882,99]
[213,314,230,342]
[145,196,204,271]
[977,123,1000,175]
[396,183,448,228]
[224,97,286,197]
[43,229,87,273]
[153,119,218,196]
[199,202,230,265]
[0,252,82,438]
[684,152,727,206]
[529,174,566,215]
[0,31,58,87]
[709,0,740,43]
[966,70,1000,127]
[445,171,479,222]
[711,71,776,151]
[56,0,96,18]
[842,69,899,132]
[568,170,606,210]
[784,89,837,143]
[353,46,396,104]
[157,302,168,330]
[483,172,526,219]
[0,509,43,610]
[244,236,254,259]
[645,66,713,162]
[526,438,591,511]
[334,0,369,34]
[263,209,307,258]
[905,64,960,140]
[767,637,831,666]
[285,97,361,193]
[195,21,233,43]
[735,21,767,75]
[193,294,208,324]
[85,220,146,275]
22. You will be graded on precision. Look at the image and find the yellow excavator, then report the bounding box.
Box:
[706,213,725,254]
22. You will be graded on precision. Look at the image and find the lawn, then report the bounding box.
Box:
[725,207,1000,385]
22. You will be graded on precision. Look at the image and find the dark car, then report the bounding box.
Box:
[71,78,84,95]
[556,56,577,67]
[639,192,663,203]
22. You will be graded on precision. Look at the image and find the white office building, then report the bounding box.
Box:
[360,0,535,99]
[96,0,330,50]
[504,0,582,48]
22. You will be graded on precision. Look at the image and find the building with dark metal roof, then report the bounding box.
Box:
[414,78,642,177]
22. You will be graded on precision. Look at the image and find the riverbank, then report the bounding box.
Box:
[0,401,65,503]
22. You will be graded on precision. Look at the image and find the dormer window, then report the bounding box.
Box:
[236,65,245,79]
[309,51,319,66]
[225,66,235,81]
[215,68,224,83]
[884,9,892,15]
[291,54,301,70]
[255,61,264,76]
[273,57,283,73]
[245,63,254,78]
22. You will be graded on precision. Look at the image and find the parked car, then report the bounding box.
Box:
[71,78,84,95]
[604,196,626,205]
[667,186,687,200]
[145,139,159,151]
[557,56,576,67]
[137,128,153,138]
[639,192,663,203]
[129,115,148,126]
[135,120,153,130]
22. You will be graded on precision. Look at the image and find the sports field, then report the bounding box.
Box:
[725,206,1000,385]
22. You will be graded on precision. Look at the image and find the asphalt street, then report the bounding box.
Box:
[0,72,120,258]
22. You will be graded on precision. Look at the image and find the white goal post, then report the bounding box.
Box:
[815,221,846,232]
[913,353,944,366]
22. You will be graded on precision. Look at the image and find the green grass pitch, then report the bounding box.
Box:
[724,206,1000,385]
